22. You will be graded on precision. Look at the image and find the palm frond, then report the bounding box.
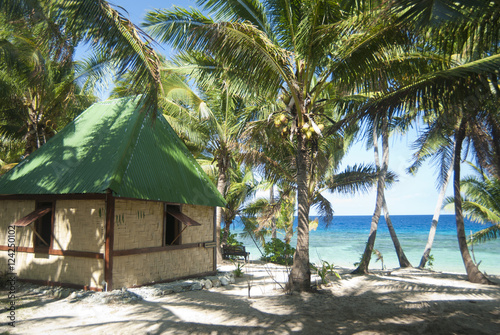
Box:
[391,0,469,28]
[469,224,500,244]
[311,192,334,226]
[145,6,292,98]
[364,53,500,116]
[462,200,500,225]
[325,163,381,195]
[196,0,274,41]
[63,0,162,115]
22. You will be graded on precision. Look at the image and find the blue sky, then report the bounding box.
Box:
[77,0,474,216]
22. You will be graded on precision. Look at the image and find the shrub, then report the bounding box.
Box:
[260,238,295,265]
[222,231,243,246]
[311,260,341,284]
[233,262,245,277]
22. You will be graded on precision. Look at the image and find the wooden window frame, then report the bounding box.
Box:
[164,204,182,246]
[33,201,55,252]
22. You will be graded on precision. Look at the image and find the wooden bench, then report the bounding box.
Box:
[222,245,250,262]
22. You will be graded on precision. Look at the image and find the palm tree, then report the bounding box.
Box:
[353,114,410,273]
[406,116,456,269]
[364,0,500,283]
[0,0,162,115]
[243,102,385,273]
[216,164,258,247]
[195,86,257,262]
[452,116,496,284]
[379,117,412,269]
[144,0,408,291]
[444,164,500,245]
[243,180,296,245]
[0,10,96,156]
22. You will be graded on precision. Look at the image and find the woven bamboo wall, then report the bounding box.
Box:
[113,199,163,250]
[0,200,35,248]
[53,200,106,253]
[181,205,214,244]
[0,252,104,289]
[0,199,105,289]
[113,247,214,288]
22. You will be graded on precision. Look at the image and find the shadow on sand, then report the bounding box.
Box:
[3,264,500,334]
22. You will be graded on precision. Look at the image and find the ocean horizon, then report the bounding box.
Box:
[230,214,500,275]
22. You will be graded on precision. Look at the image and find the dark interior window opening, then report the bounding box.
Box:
[165,204,181,245]
[35,201,53,248]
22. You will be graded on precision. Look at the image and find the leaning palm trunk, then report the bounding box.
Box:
[419,153,454,268]
[382,199,412,267]
[382,205,409,267]
[352,198,382,274]
[289,134,311,291]
[352,120,385,274]
[453,120,492,284]
[380,120,412,268]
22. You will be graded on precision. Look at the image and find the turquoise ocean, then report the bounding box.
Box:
[230,215,500,275]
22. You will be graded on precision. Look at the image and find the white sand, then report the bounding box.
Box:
[2,262,500,334]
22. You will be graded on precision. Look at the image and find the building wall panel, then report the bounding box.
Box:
[53,200,106,253]
[113,247,214,288]
[113,199,163,250]
[0,252,104,289]
[0,200,35,248]
[181,205,214,244]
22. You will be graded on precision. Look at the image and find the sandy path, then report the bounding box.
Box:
[1,264,499,334]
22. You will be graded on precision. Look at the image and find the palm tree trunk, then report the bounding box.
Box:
[382,199,412,267]
[25,108,40,155]
[353,120,383,274]
[270,185,277,239]
[289,133,311,291]
[284,191,295,244]
[380,119,412,268]
[222,218,232,245]
[453,119,492,284]
[419,150,454,268]
[487,114,500,179]
[284,222,293,244]
[216,162,228,264]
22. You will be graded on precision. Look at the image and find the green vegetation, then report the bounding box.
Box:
[233,262,245,278]
[261,238,295,266]
[445,165,500,244]
[426,255,435,270]
[223,232,243,247]
[312,261,340,285]
[2,0,500,290]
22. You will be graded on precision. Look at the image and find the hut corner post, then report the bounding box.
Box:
[105,189,115,291]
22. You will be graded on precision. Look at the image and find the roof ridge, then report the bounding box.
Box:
[107,98,149,194]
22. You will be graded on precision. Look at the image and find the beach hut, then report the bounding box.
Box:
[0,96,225,291]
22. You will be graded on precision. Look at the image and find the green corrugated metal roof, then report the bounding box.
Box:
[0,96,225,207]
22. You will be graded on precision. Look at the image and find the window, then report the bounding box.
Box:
[164,205,181,245]
[163,204,202,247]
[34,201,53,249]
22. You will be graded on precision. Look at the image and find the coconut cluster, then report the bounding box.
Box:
[273,113,289,137]
[300,122,325,139]
[273,113,324,140]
